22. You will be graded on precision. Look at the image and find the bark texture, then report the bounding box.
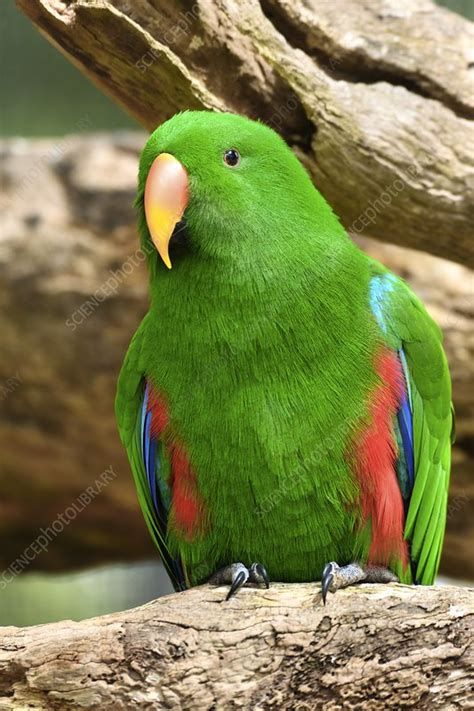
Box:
[0,133,472,578]
[0,583,473,710]
[15,0,474,266]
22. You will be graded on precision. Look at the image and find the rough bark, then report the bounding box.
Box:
[0,583,472,710]
[15,0,474,266]
[0,133,472,579]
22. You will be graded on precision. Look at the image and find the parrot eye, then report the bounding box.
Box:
[223,148,240,167]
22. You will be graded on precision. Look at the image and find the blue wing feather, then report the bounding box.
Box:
[143,410,153,492]
[369,270,452,585]
[397,349,415,490]
[140,381,187,590]
[370,276,415,503]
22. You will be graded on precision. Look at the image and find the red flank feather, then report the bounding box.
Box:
[148,384,205,539]
[170,445,203,538]
[147,388,169,437]
[352,349,408,566]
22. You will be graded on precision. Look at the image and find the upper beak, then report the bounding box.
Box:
[144,153,189,269]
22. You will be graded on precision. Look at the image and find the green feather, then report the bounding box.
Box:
[115,319,187,590]
[369,263,452,584]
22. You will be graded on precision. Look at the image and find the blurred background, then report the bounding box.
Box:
[0,0,472,626]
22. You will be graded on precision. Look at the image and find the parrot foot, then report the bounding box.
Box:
[208,561,270,601]
[321,561,398,605]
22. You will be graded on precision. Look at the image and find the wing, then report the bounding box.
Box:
[115,324,188,591]
[370,268,453,584]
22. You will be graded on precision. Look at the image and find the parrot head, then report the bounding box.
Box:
[137,111,342,273]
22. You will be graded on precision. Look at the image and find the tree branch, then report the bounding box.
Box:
[0,583,473,709]
[15,0,474,266]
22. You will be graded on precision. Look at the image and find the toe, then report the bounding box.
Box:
[208,561,246,586]
[208,561,269,601]
[249,562,270,589]
[226,567,249,600]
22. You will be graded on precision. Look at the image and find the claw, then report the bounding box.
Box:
[321,562,338,605]
[249,562,270,589]
[321,572,333,605]
[226,569,248,600]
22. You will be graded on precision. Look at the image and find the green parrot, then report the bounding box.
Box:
[116,111,453,602]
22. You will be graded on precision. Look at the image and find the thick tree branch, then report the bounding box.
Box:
[15,0,474,266]
[0,583,473,709]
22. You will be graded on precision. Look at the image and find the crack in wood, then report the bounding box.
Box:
[259,0,474,120]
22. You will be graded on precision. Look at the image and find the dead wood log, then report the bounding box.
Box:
[0,583,472,709]
[15,0,474,266]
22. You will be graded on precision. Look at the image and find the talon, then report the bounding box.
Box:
[322,561,336,578]
[321,573,333,605]
[249,562,270,589]
[321,562,338,605]
[226,569,248,600]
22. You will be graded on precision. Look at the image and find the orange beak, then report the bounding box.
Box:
[144,153,189,269]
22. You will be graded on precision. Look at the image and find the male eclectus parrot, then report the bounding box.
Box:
[116,111,453,602]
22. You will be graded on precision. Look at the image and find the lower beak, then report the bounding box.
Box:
[144,153,189,269]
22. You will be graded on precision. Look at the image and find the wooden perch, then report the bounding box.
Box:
[0,583,473,709]
[15,0,474,266]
